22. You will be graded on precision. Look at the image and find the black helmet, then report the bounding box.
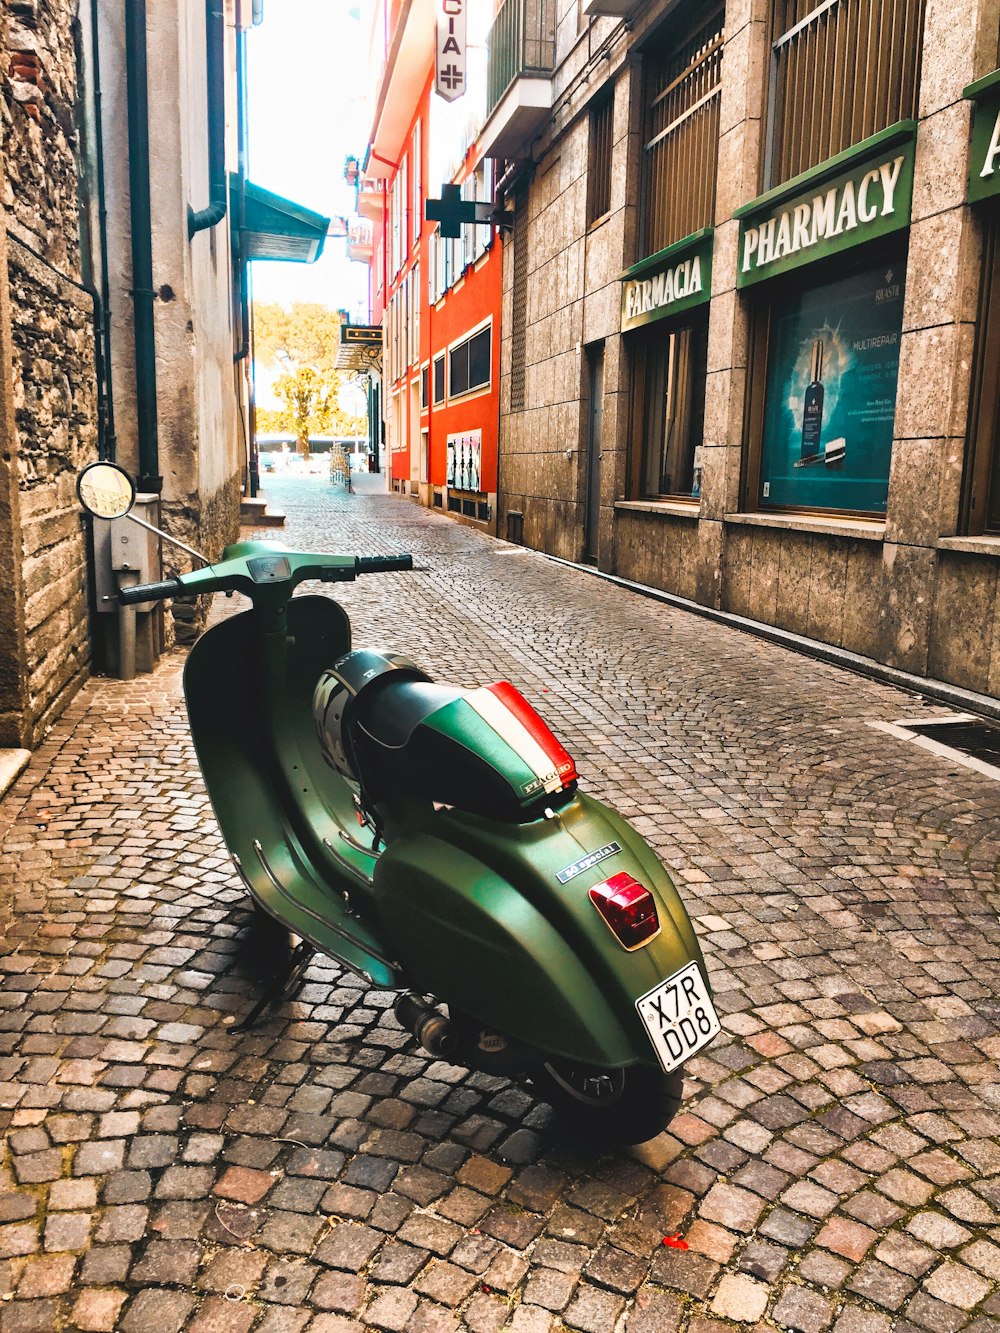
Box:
[313,649,430,779]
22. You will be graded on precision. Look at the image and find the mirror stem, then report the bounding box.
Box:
[125,512,210,566]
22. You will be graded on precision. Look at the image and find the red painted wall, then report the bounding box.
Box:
[365,46,501,506]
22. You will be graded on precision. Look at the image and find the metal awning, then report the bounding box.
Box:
[335,324,382,374]
[234,177,329,262]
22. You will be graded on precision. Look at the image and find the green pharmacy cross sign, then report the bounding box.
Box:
[426,184,512,239]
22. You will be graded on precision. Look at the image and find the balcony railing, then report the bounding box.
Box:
[487,0,556,118]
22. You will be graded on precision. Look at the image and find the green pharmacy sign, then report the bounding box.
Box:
[736,122,916,287]
[619,229,713,332]
[965,69,1000,204]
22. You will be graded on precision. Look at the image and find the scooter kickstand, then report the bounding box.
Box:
[233,940,316,1032]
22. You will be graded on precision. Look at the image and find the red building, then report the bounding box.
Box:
[358,0,501,528]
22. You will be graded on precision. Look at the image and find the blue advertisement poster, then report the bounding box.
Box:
[758,258,906,513]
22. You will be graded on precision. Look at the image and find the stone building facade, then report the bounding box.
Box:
[485,0,1000,701]
[0,0,257,754]
[0,0,99,749]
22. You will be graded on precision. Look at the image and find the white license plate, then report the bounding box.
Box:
[636,962,721,1073]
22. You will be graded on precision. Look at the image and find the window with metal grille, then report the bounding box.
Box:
[631,314,708,500]
[766,0,925,189]
[641,4,723,259]
[587,93,613,225]
[510,192,528,411]
[449,326,491,398]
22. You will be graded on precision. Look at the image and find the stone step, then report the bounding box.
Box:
[0,748,31,800]
[240,498,286,527]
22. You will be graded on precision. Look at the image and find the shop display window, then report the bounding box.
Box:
[631,314,708,501]
[750,251,906,516]
[965,217,1000,535]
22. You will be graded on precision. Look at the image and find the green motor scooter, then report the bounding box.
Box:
[80,462,719,1143]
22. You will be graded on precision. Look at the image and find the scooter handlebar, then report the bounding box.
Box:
[118,577,186,605]
[354,554,414,575]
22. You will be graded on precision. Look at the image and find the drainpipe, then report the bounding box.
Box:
[88,0,117,461]
[232,21,258,496]
[124,0,161,494]
[188,0,227,237]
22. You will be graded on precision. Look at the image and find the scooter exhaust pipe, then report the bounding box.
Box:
[395,992,459,1059]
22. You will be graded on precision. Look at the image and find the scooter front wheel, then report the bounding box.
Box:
[530,1060,684,1145]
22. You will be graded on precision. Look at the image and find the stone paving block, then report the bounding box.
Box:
[846,1259,918,1310]
[365,1285,419,1331]
[197,1246,270,1293]
[0,1296,65,1332]
[119,1288,197,1333]
[312,1269,366,1313]
[0,1196,35,1226]
[260,1258,321,1305]
[315,1222,383,1272]
[711,1272,769,1322]
[79,1242,131,1284]
[70,1287,128,1332]
[922,1259,992,1309]
[0,1223,38,1259]
[187,1296,257,1333]
[129,1238,201,1286]
[832,1307,893,1333]
[903,1291,969,1333]
[698,1182,766,1232]
[42,1209,90,1252]
[561,1282,626,1332]
[772,1283,834,1332]
[14,1252,76,1297]
[460,1291,511,1333]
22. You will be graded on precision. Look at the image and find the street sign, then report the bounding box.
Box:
[435,0,466,103]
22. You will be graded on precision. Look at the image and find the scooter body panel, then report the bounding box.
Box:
[183,597,400,987]
[373,792,709,1067]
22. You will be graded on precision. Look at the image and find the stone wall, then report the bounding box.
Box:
[164,473,242,647]
[1,0,100,745]
[3,0,84,273]
[8,240,97,741]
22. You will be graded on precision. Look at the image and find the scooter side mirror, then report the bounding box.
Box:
[77,461,136,520]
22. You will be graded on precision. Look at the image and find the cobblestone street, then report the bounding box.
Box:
[1,473,999,1333]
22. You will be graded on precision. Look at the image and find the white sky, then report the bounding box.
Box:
[245,0,373,318]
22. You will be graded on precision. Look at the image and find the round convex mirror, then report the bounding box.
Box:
[77,462,136,519]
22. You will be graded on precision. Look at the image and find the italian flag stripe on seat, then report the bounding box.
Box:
[466,681,578,795]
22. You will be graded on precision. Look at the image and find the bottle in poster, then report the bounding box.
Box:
[800,338,825,461]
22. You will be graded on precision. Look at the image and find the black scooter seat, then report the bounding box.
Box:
[351,676,575,821]
[355,679,464,748]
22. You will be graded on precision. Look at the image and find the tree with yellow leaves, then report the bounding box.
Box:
[253,303,367,447]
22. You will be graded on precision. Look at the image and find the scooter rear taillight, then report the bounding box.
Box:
[589,873,660,950]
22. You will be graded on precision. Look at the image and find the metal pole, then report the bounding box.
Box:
[116,569,139,680]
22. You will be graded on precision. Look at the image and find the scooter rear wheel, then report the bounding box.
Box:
[530,1060,684,1145]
